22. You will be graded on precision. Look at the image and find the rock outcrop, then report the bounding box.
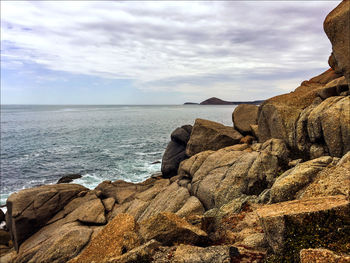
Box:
[324,0,350,85]
[6,184,87,251]
[161,125,192,178]
[186,119,243,157]
[232,104,259,135]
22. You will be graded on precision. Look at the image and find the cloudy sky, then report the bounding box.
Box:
[1,1,340,104]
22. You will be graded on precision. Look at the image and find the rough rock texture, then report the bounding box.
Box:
[171,244,239,263]
[300,248,350,263]
[6,184,87,251]
[257,196,350,262]
[175,196,205,218]
[139,212,208,246]
[298,151,350,199]
[324,0,350,85]
[15,221,93,263]
[162,125,192,178]
[186,119,243,156]
[69,214,141,263]
[232,104,259,135]
[269,156,334,203]
[318,76,349,99]
[179,139,288,210]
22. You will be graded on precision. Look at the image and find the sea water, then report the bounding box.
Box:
[0,104,236,206]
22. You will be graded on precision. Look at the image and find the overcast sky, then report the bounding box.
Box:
[1,1,340,104]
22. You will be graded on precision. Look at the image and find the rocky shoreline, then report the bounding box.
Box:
[1,1,350,262]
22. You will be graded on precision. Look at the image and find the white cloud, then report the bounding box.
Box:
[1,1,339,100]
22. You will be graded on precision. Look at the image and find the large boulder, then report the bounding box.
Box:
[232,104,259,135]
[257,196,350,262]
[6,184,87,251]
[179,140,288,210]
[324,0,350,85]
[139,212,208,246]
[186,119,243,157]
[68,214,141,263]
[161,125,192,178]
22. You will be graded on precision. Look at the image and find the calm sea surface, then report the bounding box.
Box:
[0,105,236,206]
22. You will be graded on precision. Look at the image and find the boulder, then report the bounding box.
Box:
[269,156,334,203]
[162,125,193,178]
[186,119,243,156]
[175,196,205,218]
[257,196,350,261]
[171,244,240,263]
[102,197,115,212]
[232,104,259,134]
[324,0,350,85]
[318,76,349,99]
[183,143,285,210]
[15,221,93,263]
[139,212,208,246]
[6,184,86,251]
[0,230,10,246]
[68,214,141,263]
[300,248,350,263]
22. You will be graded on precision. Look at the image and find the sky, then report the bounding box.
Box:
[1,1,340,105]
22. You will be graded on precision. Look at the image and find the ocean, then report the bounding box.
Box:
[0,104,236,206]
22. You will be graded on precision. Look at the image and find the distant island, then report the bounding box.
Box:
[184,97,264,105]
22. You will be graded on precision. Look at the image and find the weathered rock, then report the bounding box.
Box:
[77,198,106,224]
[324,0,350,85]
[298,151,350,199]
[102,197,115,212]
[176,196,205,218]
[138,182,190,222]
[15,222,93,263]
[185,144,285,210]
[232,104,259,134]
[307,96,350,157]
[186,119,243,156]
[139,212,208,246]
[69,214,141,263]
[172,244,240,263]
[300,248,350,263]
[318,76,349,99]
[240,135,255,145]
[257,196,350,261]
[57,174,82,184]
[171,125,192,146]
[95,179,156,204]
[106,239,161,263]
[269,156,334,203]
[6,184,86,251]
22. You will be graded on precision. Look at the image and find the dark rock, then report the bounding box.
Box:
[232,104,259,134]
[57,174,82,184]
[151,161,161,165]
[0,209,5,223]
[171,125,192,146]
[0,229,10,246]
[6,184,87,251]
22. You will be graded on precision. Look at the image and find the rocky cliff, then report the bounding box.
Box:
[1,1,349,263]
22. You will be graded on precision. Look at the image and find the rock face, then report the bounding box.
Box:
[161,125,192,178]
[186,119,243,157]
[6,184,87,251]
[232,104,259,135]
[139,212,208,246]
[324,0,350,85]
[257,196,350,262]
[69,214,140,263]
[57,174,82,184]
